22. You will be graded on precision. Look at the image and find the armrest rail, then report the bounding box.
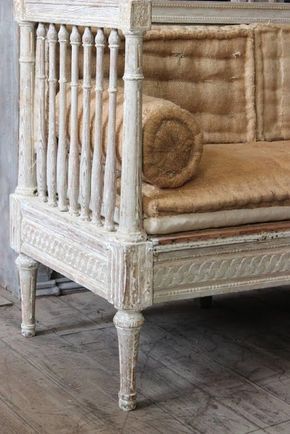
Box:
[15,0,290,28]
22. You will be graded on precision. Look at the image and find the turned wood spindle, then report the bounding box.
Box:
[57,24,69,211]
[68,26,81,216]
[47,23,58,206]
[103,29,120,231]
[80,27,93,220]
[91,28,106,225]
[35,23,47,201]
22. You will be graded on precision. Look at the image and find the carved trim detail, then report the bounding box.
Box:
[154,249,290,294]
[154,1,290,11]
[152,1,290,25]
[21,220,108,288]
[131,2,151,28]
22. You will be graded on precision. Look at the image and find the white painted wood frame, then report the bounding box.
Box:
[11,0,290,412]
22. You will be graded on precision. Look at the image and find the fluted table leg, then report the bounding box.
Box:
[113,310,144,411]
[16,254,38,338]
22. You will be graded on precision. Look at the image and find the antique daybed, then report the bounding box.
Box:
[11,0,290,411]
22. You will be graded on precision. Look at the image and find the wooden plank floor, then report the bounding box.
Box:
[1,288,290,433]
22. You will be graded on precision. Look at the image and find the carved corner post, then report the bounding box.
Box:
[111,239,153,410]
[115,2,152,408]
[16,254,38,337]
[118,0,152,242]
[16,19,36,196]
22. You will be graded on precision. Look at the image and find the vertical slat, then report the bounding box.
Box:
[57,24,69,211]
[103,29,120,231]
[47,24,58,206]
[35,23,47,201]
[91,28,105,225]
[16,22,36,196]
[80,27,93,220]
[68,26,81,216]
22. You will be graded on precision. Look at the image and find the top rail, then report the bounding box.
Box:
[15,0,120,28]
[152,1,290,25]
[15,0,290,28]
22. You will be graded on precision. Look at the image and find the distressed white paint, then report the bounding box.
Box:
[118,31,146,241]
[14,0,290,27]
[57,24,69,212]
[16,253,38,337]
[103,29,119,231]
[114,310,144,411]
[16,21,36,196]
[35,23,47,201]
[12,0,290,414]
[68,26,81,216]
[91,28,105,226]
[47,23,58,207]
[80,27,93,221]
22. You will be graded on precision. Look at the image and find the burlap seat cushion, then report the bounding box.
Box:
[59,88,203,188]
[143,140,290,218]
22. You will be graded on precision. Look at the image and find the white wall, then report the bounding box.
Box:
[0,1,19,293]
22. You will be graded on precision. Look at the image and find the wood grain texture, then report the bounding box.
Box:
[68,25,81,216]
[91,28,106,226]
[16,254,38,337]
[103,29,119,231]
[16,21,36,196]
[11,0,290,413]
[152,1,290,25]
[35,23,47,201]
[57,25,69,212]
[80,27,94,221]
[118,29,146,241]
[14,0,290,27]
[2,287,290,432]
[47,23,58,207]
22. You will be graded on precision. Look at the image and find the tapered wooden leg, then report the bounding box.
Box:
[199,296,213,309]
[113,310,144,411]
[16,254,38,337]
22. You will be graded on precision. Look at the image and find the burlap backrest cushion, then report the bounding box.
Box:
[75,25,255,145]
[141,26,256,145]
[255,25,290,141]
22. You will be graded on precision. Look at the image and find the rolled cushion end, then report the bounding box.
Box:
[142,96,203,188]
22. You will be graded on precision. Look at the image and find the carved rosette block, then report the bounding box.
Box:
[16,254,38,337]
[120,0,152,33]
[113,310,144,411]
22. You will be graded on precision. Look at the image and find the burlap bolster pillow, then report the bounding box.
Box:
[58,88,203,188]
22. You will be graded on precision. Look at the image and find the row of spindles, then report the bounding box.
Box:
[34,23,120,230]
